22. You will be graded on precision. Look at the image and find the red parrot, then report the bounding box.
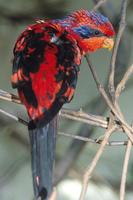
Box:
[11,9,115,200]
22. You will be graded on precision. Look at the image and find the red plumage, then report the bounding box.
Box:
[12,21,81,124]
[11,9,115,200]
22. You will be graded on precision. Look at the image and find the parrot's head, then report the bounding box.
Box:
[54,9,115,54]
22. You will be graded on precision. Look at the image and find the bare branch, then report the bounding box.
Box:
[115,64,133,100]
[113,65,133,132]
[120,139,132,200]
[0,1,132,198]
[0,89,109,128]
[85,55,133,142]
[60,108,108,128]
[93,0,107,11]
[3,55,131,142]
[58,132,130,146]
[79,117,116,200]
[0,108,28,126]
[108,0,128,98]
[0,89,21,104]
[0,107,131,147]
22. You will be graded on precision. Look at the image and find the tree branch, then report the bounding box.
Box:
[120,139,132,200]
[108,0,128,98]
[0,107,131,147]
[79,117,116,200]
[0,89,21,104]
[0,89,108,128]
[115,64,133,100]
[85,55,133,142]
[60,108,108,128]
[93,0,108,11]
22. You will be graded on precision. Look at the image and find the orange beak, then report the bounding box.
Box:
[102,38,114,51]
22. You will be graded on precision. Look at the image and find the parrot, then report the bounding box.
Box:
[11,9,115,200]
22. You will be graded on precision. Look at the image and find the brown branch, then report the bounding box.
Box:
[0,108,28,126]
[85,55,133,142]
[2,57,133,143]
[120,139,132,200]
[0,89,21,104]
[0,1,132,199]
[113,64,133,132]
[85,46,133,200]
[108,0,128,98]
[0,107,131,147]
[0,89,109,128]
[55,92,111,184]
[93,0,107,11]
[113,75,133,200]
[0,89,130,134]
[58,132,130,146]
[79,117,116,200]
[115,64,133,100]
[60,108,108,128]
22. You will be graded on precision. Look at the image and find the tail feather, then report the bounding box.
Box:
[29,118,57,200]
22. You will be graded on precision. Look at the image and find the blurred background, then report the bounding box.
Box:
[0,0,133,199]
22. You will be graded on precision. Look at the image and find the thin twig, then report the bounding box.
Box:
[79,118,116,200]
[0,89,21,104]
[0,108,28,126]
[0,89,108,128]
[58,132,130,146]
[120,139,132,200]
[115,64,133,100]
[113,69,133,200]
[0,107,131,147]
[0,89,123,131]
[111,66,133,200]
[60,108,108,128]
[108,0,128,98]
[0,1,131,199]
[85,55,133,142]
[60,109,126,130]
[0,89,109,128]
[85,55,101,87]
[93,0,107,11]
[85,48,133,200]
[1,74,133,142]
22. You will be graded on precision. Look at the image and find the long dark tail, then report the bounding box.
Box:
[29,118,57,200]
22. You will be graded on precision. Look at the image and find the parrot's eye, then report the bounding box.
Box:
[73,26,104,39]
[94,30,100,35]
